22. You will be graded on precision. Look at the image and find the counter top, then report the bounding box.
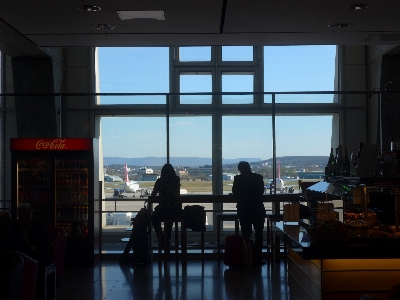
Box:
[276,221,400,260]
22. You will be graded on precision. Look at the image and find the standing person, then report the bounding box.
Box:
[232,161,266,266]
[151,163,182,248]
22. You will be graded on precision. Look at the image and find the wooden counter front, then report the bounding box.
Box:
[275,222,400,300]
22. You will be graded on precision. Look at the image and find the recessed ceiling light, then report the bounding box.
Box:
[78,5,101,12]
[117,10,165,20]
[349,3,370,10]
[92,24,115,30]
[328,23,351,28]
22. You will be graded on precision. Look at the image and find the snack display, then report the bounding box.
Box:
[369,225,400,238]
[344,211,378,225]
[306,220,349,244]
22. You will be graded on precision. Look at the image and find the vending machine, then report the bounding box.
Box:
[11,138,100,265]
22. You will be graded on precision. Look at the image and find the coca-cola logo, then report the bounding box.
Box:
[36,139,67,150]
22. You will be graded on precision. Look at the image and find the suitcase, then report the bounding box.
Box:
[120,204,150,265]
[223,235,246,268]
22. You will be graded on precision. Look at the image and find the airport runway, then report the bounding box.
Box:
[102,188,301,226]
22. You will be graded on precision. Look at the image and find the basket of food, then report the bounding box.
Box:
[306,220,349,244]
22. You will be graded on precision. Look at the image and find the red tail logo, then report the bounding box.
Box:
[278,160,281,180]
[124,163,129,182]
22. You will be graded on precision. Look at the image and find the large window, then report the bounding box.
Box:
[221,72,254,104]
[180,73,212,104]
[95,45,339,251]
[97,45,338,204]
[222,115,272,188]
[97,45,338,192]
[264,45,337,103]
[169,115,212,194]
[97,47,169,104]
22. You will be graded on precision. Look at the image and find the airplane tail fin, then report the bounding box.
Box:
[124,163,130,182]
[278,160,281,180]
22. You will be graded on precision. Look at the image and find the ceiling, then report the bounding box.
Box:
[1,0,400,57]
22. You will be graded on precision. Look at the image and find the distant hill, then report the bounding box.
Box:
[104,156,327,167]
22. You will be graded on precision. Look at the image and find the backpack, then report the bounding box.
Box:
[183,205,206,232]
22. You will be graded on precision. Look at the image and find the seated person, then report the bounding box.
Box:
[9,203,52,298]
[0,209,32,254]
[9,203,51,265]
[151,164,182,247]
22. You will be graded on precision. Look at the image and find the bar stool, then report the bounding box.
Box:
[158,217,187,264]
[183,205,206,262]
[216,212,240,265]
[266,214,284,263]
[44,262,56,300]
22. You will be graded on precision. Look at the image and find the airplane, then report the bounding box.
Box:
[264,161,294,193]
[113,163,142,198]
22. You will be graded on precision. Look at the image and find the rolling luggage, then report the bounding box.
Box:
[224,235,246,268]
[120,203,150,266]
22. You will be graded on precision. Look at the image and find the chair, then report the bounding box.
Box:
[183,205,206,261]
[0,250,24,300]
[19,252,39,300]
[47,226,67,279]
[40,226,66,300]
[266,214,284,263]
[44,262,56,300]
[216,212,239,265]
[157,217,187,264]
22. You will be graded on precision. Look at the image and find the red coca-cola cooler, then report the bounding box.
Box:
[11,138,100,266]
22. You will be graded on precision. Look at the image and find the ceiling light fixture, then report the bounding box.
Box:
[91,24,115,30]
[328,23,351,28]
[117,10,165,20]
[78,5,101,11]
[349,3,370,10]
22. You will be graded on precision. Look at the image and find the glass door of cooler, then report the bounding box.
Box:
[55,157,89,238]
[17,156,54,225]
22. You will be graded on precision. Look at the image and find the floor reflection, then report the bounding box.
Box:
[57,259,294,300]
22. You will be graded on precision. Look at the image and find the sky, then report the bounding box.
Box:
[98,46,336,160]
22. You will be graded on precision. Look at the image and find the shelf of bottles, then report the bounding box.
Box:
[17,157,53,224]
[55,158,89,237]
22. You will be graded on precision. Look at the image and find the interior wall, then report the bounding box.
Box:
[341,45,368,155]
[380,55,400,151]
[12,57,57,137]
[62,47,96,138]
[366,44,400,150]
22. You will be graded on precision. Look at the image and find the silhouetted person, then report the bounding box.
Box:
[232,161,266,265]
[0,208,35,254]
[9,203,52,299]
[9,203,51,262]
[151,164,182,247]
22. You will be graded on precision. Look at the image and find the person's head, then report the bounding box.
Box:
[238,161,251,174]
[161,163,176,178]
[0,210,12,230]
[16,203,33,225]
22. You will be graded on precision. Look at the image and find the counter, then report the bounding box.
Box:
[275,221,400,300]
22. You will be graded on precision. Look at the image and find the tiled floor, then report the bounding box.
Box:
[56,259,295,300]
